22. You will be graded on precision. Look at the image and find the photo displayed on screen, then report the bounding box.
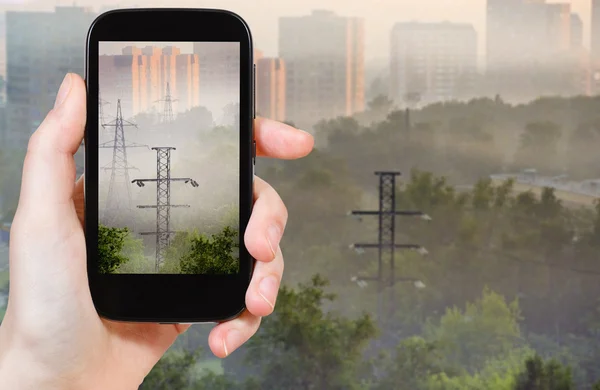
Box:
[97,41,240,275]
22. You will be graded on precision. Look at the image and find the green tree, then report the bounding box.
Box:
[354,94,395,125]
[243,275,377,389]
[189,372,242,390]
[514,355,574,390]
[314,116,362,146]
[425,288,523,372]
[98,224,131,274]
[513,121,562,172]
[566,121,600,179]
[375,336,452,390]
[177,226,239,274]
[0,149,24,221]
[115,233,152,273]
[427,348,533,390]
[140,349,198,390]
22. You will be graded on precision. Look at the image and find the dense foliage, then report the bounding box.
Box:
[142,275,600,389]
[97,225,239,275]
[5,95,600,388]
[98,224,131,274]
[163,227,239,274]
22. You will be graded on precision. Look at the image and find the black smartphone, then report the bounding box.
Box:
[84,9,255,322]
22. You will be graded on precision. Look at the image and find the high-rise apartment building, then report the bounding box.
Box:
[193,42,239,122]
[0,13,6,77]
[570,14,583,48]
[486,0,545,70]
[139,46,163,114]
[592,0,600,95]
[100,45,143,118]
[390,22,477,105]
[256,57,286,122]
[99,45,199,119]
[4,6,96,149]
[592,0,600,62]
[278,10,364,129]
[254,48,263,63]
[545,3,571,52]
[486,0,588,101]
[161,46,200,114]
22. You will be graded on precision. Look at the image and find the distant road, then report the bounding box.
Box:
[489,178,597,207]
[454,181,597,208]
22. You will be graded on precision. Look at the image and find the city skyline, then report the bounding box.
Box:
[99,41,239,121]
[278,10,364,129]
[390,21,478,105]
[1,3,598,149]
[5,1,600,383]
[0,0,593,65]
[99,42,200,116]
[100,41,193,55]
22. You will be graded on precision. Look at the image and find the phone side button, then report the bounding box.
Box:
[253,64,256,119]
[252,140,256,165]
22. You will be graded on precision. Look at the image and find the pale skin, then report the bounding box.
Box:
[0,73,314,390]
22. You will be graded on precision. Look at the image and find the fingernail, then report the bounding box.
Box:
[266,225,281,259]
[298,129,312,136]
[54,73,72,109]
[258,275,278,309]
[224,329,243,357]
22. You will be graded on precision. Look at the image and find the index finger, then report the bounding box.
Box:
[254,117,314,159]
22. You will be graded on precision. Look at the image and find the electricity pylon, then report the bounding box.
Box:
[80,91,110,147]
[349,171,430,324]
[132,147,198,272]
[155,82,177,123]
[99,90,110,127]
[100,99,148,230]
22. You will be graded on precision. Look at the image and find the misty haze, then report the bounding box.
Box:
[97,41,240,275]
[3,1,600,388]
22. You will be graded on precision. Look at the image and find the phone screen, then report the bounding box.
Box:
[97,41,241,275]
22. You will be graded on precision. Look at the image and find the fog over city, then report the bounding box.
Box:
[3,0,600,387]
[97,41,240,272]
[0,0,593,62]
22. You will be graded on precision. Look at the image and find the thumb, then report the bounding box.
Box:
[15,73,86,222]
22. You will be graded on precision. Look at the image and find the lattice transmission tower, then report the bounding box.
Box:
[349,171,430,324]
[80,91,110,148]
[155,82,177,123]
[132,147,198,272]
[100,99,148,230]
[99,90,110,126]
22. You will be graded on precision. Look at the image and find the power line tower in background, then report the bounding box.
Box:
[99,90,110,126]
[155,82,177,124]
[100,99,148,230]
[403,92,420,144]
[349,171,430,325]
[133,147,198,272]
[80,91,111,148]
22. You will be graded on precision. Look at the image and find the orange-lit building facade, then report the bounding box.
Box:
[545,3,571,52]
[279,10,365,129]
[192,42,239,119]
[161,46,200,114]
[256,57,286,121]
[99,45,200,119]
[254,48,263,63]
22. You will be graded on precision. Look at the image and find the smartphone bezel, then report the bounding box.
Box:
[84,8,254,323]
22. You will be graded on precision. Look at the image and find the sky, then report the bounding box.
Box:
[0,0,593,63]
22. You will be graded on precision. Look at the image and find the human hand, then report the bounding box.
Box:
[0,73,313,390]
